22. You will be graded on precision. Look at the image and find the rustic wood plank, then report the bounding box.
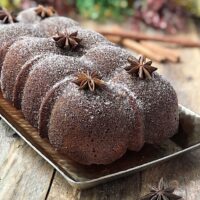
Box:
[80,174,141,200]
[46,172,82,200]
[140,149,200,199]
[47,171,141,200]
[0,120,54,200]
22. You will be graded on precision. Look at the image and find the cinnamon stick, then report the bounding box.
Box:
[98,29,200,47]
[140,41,180,63]
[104,31,180,63]
[122,39,166,63]
[106,35,122,44]
[105,36,165,62]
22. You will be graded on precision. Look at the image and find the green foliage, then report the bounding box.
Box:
[175,0,200,17]
[76,0,133,21]
[0,0,21,10]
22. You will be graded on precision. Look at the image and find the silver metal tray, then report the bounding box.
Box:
[0,92,200,189]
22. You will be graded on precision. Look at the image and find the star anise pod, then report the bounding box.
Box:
[0,8,17,24]
[140,178,182,200]
[35,5,56,19]
[73,71,105,92]
[53,31,82,50]
[124,55,157,79]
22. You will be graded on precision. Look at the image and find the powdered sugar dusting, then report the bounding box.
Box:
[0,12,179,165]
[111,69,179,143]
[37,16,80,36]
[48,80,144,164]
[80,45,133,81]
[1,37,69,101]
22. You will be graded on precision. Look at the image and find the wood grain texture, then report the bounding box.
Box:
[47,172,141,200]
[140,150,200,200]
[158,23,200,114]
[0,120,54,200]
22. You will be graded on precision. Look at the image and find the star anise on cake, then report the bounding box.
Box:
[35,5,55,19]
[53,31,82,50]
[73,71,105,92]
[140,178,182,200]
[0,8,17,24]
[124,55,157,79]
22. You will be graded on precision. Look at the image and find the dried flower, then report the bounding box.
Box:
[125,55,157,79]
[73,71,105,92]
[35,5,56,19]
[140,177,182,200]
[53,31,82,50]
[0,8,17,24]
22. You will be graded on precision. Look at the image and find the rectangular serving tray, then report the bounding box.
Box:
[0,92,200,189]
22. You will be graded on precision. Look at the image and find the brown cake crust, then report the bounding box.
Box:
[46,50,178,165]
[21,44,132,127]
[67,28,114,53]
[38,45,135,137]
[39,77,73,138]
[48,82,144,165]
[0,24,45,74]
[111,68,179,144]
[22,55,84,128]
[52,27,113,56]
[1,37,67,102]
[13,54,48,109]
[37,16,80,36]
[80,45,134,80]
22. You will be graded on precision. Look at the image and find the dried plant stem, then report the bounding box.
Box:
[98,29,200,47]
[140,41,180,63]
[122,39,166,63]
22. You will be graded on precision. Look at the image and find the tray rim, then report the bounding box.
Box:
[1,104,200,189]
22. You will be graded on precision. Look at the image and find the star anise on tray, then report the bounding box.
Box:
[124,55,157,79]
[140,178,182,200]
[0,8,17,24]
[35,5,56,19]
[53,31,82,50]
[73,71,105,92]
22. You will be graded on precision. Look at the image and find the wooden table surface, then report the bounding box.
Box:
[0,21,200,200]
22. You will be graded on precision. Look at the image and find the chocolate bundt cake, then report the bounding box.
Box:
[0,6,179,165]
[45,54,178,164]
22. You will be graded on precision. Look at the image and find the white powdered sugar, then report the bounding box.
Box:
[0,11,179,164]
